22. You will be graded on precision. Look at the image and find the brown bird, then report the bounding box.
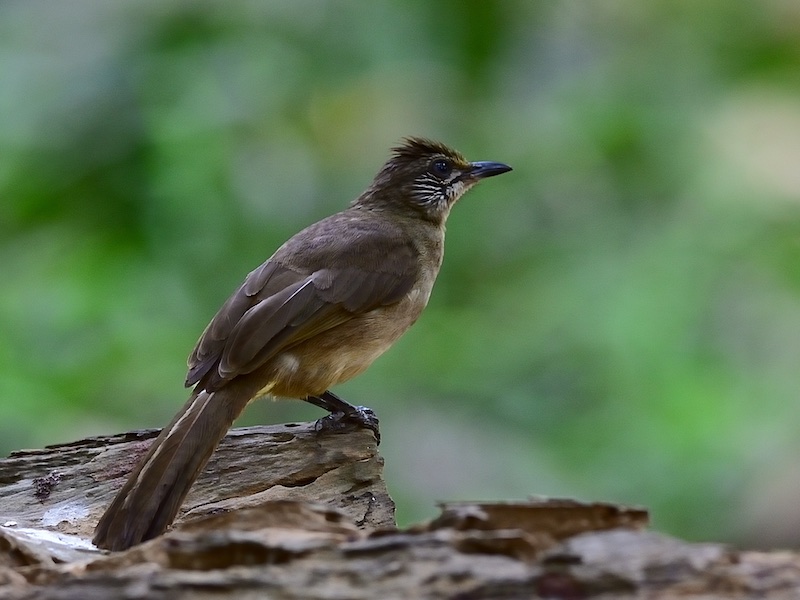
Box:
[92,137,511,551]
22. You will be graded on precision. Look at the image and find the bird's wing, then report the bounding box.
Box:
[185,217,419,390]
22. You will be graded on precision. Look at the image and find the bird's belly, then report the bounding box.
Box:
[263,288,431,399]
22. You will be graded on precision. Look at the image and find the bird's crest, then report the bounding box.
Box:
[391,137,466,164]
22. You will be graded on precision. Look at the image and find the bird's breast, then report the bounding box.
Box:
[263,277,436,399]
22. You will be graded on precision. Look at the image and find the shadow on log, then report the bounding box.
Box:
[1,423,799,599]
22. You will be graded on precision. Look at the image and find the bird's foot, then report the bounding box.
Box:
[314,406,381,445]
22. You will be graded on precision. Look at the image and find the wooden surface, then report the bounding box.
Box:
[1,423,799,599]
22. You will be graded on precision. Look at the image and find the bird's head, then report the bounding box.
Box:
[356,137,512,224]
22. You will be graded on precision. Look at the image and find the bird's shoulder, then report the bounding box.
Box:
[269,208,421,274]
[239,208,427,311]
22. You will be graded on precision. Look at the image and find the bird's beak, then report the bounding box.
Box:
[468,161,513,180]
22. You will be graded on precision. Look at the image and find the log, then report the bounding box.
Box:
[1,423,799,599]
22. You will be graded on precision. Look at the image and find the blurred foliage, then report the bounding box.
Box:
[2,0,800,548]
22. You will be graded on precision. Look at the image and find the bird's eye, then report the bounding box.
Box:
[430,159,452,178]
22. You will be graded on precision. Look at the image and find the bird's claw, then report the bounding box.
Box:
[314,406,381,445]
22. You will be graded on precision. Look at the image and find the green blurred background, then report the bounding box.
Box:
[2,1,800,548]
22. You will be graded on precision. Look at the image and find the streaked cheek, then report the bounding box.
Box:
[447,180,471,201]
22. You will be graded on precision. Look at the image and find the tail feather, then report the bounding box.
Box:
[93,386,252,551]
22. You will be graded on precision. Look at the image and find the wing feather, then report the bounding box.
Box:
[185,213,421,391]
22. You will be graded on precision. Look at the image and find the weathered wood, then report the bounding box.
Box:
[0,423,391,564]
[2,424,800,599]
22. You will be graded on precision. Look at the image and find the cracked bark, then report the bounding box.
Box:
[1,423,800,599]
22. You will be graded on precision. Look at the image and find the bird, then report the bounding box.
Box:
[92,137,512,551]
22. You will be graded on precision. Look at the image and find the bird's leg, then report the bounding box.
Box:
[304,390,380,444]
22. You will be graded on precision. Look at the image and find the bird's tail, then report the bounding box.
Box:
[92,384,254,551]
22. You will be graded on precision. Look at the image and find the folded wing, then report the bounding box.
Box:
[185,220,418,391]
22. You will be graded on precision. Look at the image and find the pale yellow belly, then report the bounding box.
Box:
[257,285,431,399]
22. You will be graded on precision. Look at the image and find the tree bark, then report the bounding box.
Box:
[1,423,798,599]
